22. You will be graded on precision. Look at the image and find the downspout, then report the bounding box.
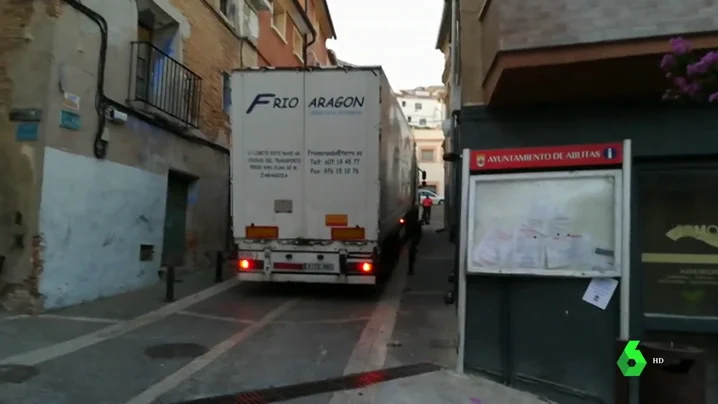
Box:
[62,0,109,159]
[302,28,317,67]
[300,2,318,67]
[449,0,461,244]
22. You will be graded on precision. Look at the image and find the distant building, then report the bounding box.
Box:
[395,86,446,129]
[414,128,445,197]
[394,87,447,197]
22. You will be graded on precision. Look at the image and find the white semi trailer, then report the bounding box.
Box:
[229,66,421,286]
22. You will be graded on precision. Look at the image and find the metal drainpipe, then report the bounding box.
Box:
[448,0,461,243]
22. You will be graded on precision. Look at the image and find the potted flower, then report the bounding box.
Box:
[660,37,718,103]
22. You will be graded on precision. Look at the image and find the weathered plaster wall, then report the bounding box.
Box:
[29,0,229,309]
[459,0,483,106]
[38,148,166,309]
[0,0,61,311]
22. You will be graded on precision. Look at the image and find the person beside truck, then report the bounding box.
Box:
[421,195,433,224]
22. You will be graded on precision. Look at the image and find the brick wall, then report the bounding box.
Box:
[0,1,36,109]
[257,0,333,67]
[0,0,60,311]
[257,11,303,67]
[308,28,328,65]
[306,0,329,65]
[171,0,249,145]
[497,0,718,50]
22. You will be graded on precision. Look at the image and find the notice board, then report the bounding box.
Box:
[466,170,623,277]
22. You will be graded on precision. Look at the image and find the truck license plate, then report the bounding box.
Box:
[303,263,334,271]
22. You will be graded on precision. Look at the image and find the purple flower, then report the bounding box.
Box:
[673,77,688,88]
[709,92,718,102]
[687,52,718,76]
[702,51,718,65]
[660,54,676,71]
[669,37,692,55]
[686,81,702,96]
[686,61,706,76]
[673,77,702,97]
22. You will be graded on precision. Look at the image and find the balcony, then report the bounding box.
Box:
[476,0,718,105]
[128,42,202,128]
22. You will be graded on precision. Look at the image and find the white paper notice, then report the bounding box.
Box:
[521,203,550,235]
[591,248,615,272]
[511,228,546,269]
[582,278,619,310]
[472,229,513,267]
[546,210,572,237]
[545,234,592,269]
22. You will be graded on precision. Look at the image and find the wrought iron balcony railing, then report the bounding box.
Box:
[128,41,202,128]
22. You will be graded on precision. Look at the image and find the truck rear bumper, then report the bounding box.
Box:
[237,272,376,285]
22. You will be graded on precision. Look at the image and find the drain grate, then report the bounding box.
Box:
[172,362,441,403]
[0,364,40,384]
[145,343,208,359]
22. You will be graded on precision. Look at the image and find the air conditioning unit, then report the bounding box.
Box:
[248,0,272,11]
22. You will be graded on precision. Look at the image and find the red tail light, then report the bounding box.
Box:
[361,262,373,273]
[399,218,405,224]
[237,259,263,271]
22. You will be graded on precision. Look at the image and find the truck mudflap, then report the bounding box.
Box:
[234,249,377,285]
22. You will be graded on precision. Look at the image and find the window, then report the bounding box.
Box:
[639,167,718,318]
[271,2,287,40]
[401,100,406,107]
[415,102,422,110]
[420,148,435,162]
[419,118,427,126]
[137,23,153,42]
[219,0,229,16]
[407,116,412,122]
[222,72,231,113]
[293,26,303,60]
[245,3,259,39]
[135,22,154,100]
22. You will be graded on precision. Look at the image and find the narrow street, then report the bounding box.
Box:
[0,213,461,404]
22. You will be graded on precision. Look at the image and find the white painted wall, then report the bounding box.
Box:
[397,94,445,129]
[414,128,445,197]
[38,148,167,309]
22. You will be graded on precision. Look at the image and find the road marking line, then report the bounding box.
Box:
[0,278,241,366]
[275,316,371,325]
[176,310,256,325]
[329,252,409,404]
[0,314,30,321]
[33,314,121,324]
[123,298,300,404]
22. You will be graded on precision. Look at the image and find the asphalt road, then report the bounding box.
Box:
[0,216,456,404]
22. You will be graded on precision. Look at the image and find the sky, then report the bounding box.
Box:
[324,0,445,91]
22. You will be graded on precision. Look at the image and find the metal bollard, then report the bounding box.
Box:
[214,251,224,283]
[614,339,629,404]
[164,265,175,302]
